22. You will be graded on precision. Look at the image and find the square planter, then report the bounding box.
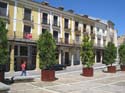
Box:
[107,66,116,73]
[41,70,55,81]
[120,65,125,71]
[0,71,4,82]
[83,68,93,77]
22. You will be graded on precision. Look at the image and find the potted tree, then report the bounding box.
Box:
[0,19,8,82]
[103,42,117,73]
[37,30,57,81]
[80,35,95,77]
[119,44,125,71]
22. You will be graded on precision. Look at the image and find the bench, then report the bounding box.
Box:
[13,76,34,82]
[0,82,10,93]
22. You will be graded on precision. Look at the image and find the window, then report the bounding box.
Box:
[24,8,31,20]
[42,13,48,24]
[0,2,7,16]
[97,27,99,32]
[83,24,86,32]
[65,33,69,44]
[76,36,80,44]
[23,25,32,39]
[53,16,58,26]
[20,46,28,56]
[91,26,93,33]
[42,28,47,34]
[103,29,105,33]
[64,18,69,29]
[53,31,58,43]
[14,46,18,56]
[24,25,31,33]
[75,22,78,30]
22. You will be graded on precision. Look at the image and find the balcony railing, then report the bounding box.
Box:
[23,32,32,39]
[24,13,31,21]
[75,28,81,36]
[65,39,69,44]
[0,7,7,16]
[42,19,48,24]
[91,33,95,39]
[54,37,58,43]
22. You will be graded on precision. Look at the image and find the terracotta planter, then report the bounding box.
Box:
[107,66,116,73]
[120,65,125,71]
[0,71,4,82]
[41,70,55,81]
[83,68,93,77]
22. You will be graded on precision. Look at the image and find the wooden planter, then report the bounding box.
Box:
[83,68,93,77]
[107,66,116,73]
[41,70,55,81]
[0,71,4,82]
[120,65,125,71]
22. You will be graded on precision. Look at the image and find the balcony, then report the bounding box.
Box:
[91,33,95,39]
[94,43,104,49]
[75,28,81,36]
[23,14,34,27]
[0,7,9,21]
[23,33,32,40]
[103,36,106,40]
[53,23,60,30]
[64,26,71,33]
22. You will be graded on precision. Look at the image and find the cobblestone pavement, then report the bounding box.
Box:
[8,70,125,93]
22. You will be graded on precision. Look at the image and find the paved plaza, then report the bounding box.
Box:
[7,69,125,93]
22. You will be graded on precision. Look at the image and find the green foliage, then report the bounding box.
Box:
[80,35,95,68]
[0,19,8,65]
[103,42,117,66]
[37,30,57,70]
[119,44,125,65]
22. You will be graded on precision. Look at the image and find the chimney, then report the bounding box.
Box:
[67,9,74,13]
[41,1,49,6]
[58,7,64,11]
[83,15,88,18]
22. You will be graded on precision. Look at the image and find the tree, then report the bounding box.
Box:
[119,44,125,65]
[37,30,57,70]
[103,42,117,66]
[80,35,94,68]
[0,19,8,71]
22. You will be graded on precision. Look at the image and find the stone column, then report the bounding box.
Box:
[100,51,103,63]
[95,50,97,63]
[59,50,62,64]
[36,51,40,70]
[10,44,14,72]
[71,54,74,66]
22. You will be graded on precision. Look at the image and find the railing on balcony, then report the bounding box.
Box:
[42,19,48,24]
[54,37,58,43]
[24,13,31,21]
[23,32,32,39]
[91,33,95,39]
[65,39,69,44]
[0,7,7,16]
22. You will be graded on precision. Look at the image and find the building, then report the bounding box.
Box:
[118,35,125,45]
[0,0,117,72]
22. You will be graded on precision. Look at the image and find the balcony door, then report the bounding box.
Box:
[65,52,70,66]
[24,8,31,20]
[65,33,69,44]
[53,31,58,43]
[0,2,7,16]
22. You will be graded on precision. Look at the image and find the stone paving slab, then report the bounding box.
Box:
[8,70,125,93]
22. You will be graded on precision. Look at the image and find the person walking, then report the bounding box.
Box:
[21,60,27,76]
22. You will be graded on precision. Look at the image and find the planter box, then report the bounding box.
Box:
[107,66,116,73]
[83,68,93,77]
[41,70,55,81]
[0,71,4,82]
[120,65,125,71]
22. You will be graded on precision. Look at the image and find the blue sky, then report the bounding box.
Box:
[35,0,124,36]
